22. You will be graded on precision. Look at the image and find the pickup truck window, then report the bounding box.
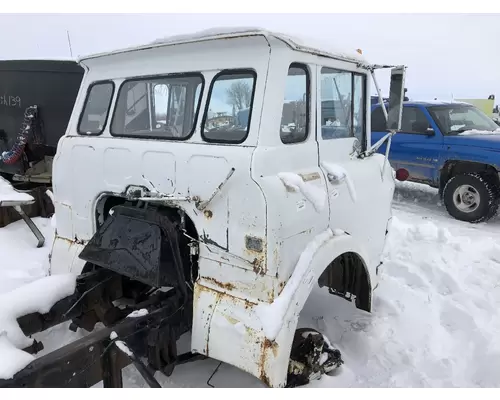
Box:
[371,106,386,131]
[280,63,309,144]
[428,105,499,135]
[202,70,256,144]
[371,105,430,134]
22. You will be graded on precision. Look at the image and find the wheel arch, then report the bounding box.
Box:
[317,251,372,312]
[192,229,373,388]
[439,160,499,195]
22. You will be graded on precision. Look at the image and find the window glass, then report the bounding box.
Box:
[428,105,499,134]
[400,107,430,133]
[111,74,203,139]
[202,71,256,143]
[281,64,308,144]
[78,82,114,135]
[321,68,353,140]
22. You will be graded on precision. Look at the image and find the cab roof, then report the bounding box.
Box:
[78,26,367,66]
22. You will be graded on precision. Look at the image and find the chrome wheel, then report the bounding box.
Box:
[452,184,480,213]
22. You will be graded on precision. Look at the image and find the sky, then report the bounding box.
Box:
[0,13,499,103]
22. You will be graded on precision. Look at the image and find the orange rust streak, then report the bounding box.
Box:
[259,338,279,387]
[201,276,236,291]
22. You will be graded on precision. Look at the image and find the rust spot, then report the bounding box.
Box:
[74,236,86,245]
[260,371,271,387]
[202,276,235,291]
[263,338,279,358]
[243,298,255,309]
[259,338,279,387]
[252,257,266,276]
[204,210,213,219]
[244,236,267,276]
[278,281,286,295]
[57,235,86,248]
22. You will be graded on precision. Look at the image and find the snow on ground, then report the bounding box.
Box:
[1,182,500,387]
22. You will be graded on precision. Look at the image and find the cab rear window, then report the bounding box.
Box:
[110,74,204,140]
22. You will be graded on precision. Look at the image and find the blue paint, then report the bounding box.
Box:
[370,101,500,188]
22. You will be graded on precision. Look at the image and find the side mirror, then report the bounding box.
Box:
[425,128,435,136]
[386,66,406,132]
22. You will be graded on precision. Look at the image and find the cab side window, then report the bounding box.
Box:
[280,63,309,144]
[400,107,430,133]
[371,105,431,134]
[202,70,256,144]
[320,67,367,148]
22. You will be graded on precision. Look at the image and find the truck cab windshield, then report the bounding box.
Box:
[428,104,499,134]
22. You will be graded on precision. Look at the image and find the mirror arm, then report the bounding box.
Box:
[370,69,388,122]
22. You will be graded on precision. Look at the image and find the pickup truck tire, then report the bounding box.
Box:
[443,173,500,223]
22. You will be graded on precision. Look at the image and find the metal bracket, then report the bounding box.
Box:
[13,205,45,247]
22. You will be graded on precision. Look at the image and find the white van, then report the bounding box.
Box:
[49,27,404,387]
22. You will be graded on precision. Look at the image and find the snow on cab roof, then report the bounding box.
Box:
[79,27,367,65]
[409,100,472,106]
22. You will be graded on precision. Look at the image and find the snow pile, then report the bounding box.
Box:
[0,217,55,294]
[305,205,500,388]
[0,274,76,379]
[0,176,33,206]
[277,172,326,212]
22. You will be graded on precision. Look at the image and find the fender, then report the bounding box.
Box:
[191,228,370,387]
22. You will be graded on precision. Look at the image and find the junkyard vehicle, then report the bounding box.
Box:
[371,100,500,223]
[0,28,405,388]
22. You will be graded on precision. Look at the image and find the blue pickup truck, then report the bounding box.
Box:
[371,100,500,223]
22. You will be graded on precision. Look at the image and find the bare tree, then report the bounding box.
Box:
[226,80,252,111]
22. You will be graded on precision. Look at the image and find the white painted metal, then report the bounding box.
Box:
[49,28,396,388]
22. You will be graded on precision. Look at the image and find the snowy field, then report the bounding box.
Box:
[1,181,500,388]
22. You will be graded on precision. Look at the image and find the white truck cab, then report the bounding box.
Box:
[49,27,404,387]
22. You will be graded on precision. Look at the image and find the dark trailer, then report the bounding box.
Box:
[0,59,84,183]
[0,59,84,230]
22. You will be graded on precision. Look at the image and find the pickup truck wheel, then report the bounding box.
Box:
[443,173,500,223]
